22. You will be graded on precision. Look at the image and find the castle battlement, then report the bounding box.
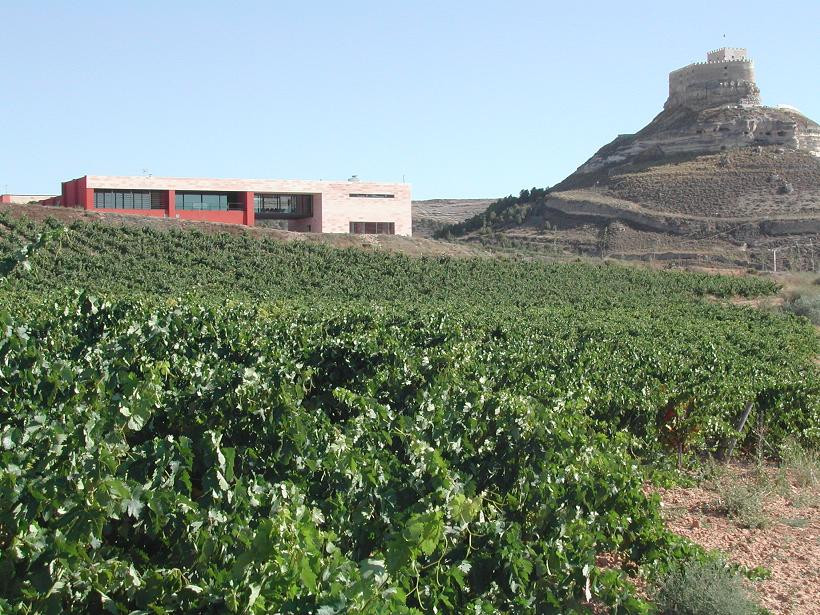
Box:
[665,48,760,110]
[680,58,753,68]
[706,47,748,61]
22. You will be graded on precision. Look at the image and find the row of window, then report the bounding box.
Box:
[349,221,395,235]
[255,193,313,216]
[93,192,395,235]
[94,190,160,210]
[174,192,243,211]
[349,193,394,199]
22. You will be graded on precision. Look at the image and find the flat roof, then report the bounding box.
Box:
[74,175,410,193]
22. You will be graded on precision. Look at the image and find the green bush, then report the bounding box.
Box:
[654,559,763,615]
[713,482,769,529]
[783,292,820,325]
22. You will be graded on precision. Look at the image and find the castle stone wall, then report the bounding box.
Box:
[666,59,759,110]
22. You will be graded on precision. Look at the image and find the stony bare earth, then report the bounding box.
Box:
[656,463,820,615]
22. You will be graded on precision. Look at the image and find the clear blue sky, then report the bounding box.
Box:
[2,1,818,200]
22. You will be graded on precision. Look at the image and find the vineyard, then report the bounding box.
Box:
[0,214,818,613]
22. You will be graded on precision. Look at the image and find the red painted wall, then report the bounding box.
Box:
[61,177,90,208]
[165,190,176,219]
[243,191,254,226]
[62,180,74,207]
[93,208,167,218]
[79,176,93,210]
[176,210,246,224]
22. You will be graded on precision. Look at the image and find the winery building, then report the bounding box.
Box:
[35,175,412,235]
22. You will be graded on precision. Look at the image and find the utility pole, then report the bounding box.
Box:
[771,247,781,273]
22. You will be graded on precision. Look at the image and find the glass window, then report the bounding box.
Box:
[350,221,395,235]
[254,193,313,217]
[202,194,220,210]
[93,190,154,210]
[176,192,230,211]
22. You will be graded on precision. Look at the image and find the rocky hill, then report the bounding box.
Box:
[439,49,820,271]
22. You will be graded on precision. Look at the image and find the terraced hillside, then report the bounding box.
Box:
[412,198,495,237]
[440,147,820,271]
[601,148,820,219]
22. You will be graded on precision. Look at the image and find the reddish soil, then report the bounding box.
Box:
[656,463,820,615]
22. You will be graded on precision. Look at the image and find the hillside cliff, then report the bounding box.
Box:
[561,106,820,186]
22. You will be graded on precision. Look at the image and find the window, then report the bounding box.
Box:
[175,192,230,211]
[94,190,156,210]
[349,221,395,235]
[349,193,395,199]
[254,193,312,216]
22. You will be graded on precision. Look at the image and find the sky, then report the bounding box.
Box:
[1,1,818,200]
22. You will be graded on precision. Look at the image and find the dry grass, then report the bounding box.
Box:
[607,147,820,219]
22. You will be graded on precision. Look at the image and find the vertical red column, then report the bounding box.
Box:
[80,177,93,211]
[65,181,76,207]
[243,191,255,226]
[166,189,176,219]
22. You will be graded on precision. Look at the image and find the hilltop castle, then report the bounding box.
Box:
[568,47,820,176]
[665,48,761,110]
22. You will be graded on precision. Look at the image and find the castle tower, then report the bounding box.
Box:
[706,47,748,62]
[664,48,760,110]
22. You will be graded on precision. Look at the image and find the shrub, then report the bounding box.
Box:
[654,559,763,615]
[713,483,768,529]
[780,437,819,488]
[783,293,820,325]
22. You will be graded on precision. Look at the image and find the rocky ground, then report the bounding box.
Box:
[656,461,820,614]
